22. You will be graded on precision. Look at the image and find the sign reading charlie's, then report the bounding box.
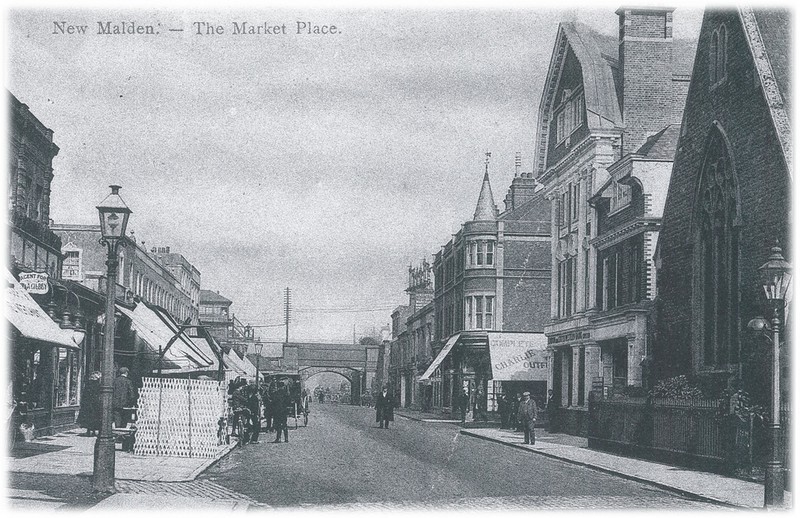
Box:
[486,332,548,381]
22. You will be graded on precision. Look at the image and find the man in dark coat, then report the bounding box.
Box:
[511,393,522,431]
[375,385,394,428]
[112,367,136,428]
[246,382,262,444]
[79,371,102,436]
[498,393,510,430]
[272,384,290,443]
[262,385,274,432]
[457,388,470,425]
[517,391,538,445]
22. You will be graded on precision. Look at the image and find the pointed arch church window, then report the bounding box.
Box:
[695,127,739,367]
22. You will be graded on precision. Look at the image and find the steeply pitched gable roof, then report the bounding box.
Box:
[562,22,622,129]
[741,7,792,177]
[635,124,682,160]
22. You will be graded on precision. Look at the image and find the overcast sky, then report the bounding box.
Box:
[7,5,704,343]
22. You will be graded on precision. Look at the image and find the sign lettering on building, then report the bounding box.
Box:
[487,332,548,381]
[18,272,49,294]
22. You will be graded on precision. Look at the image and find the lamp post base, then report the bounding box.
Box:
[764,460,785,508]
[92,436,117,493]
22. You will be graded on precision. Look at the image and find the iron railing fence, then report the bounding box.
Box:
[589,396,790,480]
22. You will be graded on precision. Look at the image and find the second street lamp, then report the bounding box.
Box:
[93,185,132,493]
[757,242,791,508]
[255,341,264,391]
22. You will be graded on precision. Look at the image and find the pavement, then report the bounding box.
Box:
[7,411,793,511]
[7,428,242,511]
[396,408,792,509]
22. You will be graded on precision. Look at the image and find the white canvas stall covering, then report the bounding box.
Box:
[5,269,80,349]
[486,332,548,381]
[134,377,228,458]
[117,303,213,371]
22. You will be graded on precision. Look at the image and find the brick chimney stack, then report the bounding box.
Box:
[503,152,539,212]
[617,6,676,154]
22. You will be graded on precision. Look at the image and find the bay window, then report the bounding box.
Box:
[466,240,496,268]
[465,295,495,330]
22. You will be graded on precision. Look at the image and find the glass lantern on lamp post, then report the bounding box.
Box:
[92,185,132,493]
[757,243,791,508]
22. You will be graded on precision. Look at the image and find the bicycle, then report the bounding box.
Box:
[232,408,252,446]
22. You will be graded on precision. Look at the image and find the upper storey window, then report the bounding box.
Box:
[709,24,728,87]
[466,240,495,267]
[555,89,585,144]
[609,181,632,214]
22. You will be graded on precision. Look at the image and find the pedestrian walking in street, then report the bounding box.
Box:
[112,367,135,428]
[375,385,394,428]
[262,385,274,432]
[246,382,262,444]
[272,384,290,443]
[498,393,510,430]
[546,389,558,432]
[517,391,538,445]
[78,371,102,436]
[458,388,470,425]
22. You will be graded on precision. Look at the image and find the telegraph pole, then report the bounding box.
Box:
[284,287,291,345]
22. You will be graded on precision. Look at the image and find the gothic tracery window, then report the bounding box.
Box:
[696,128,739,367]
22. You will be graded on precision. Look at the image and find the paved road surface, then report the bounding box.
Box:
[199,403,726,510]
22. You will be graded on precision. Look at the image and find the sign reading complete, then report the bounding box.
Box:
[487,332,548,381]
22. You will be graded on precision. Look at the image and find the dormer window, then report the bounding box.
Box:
[609,181,631,214]
[555,90,585,144]
[709,24,728,87]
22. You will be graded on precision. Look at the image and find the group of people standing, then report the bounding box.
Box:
[78,366,137,436]
[496,389,558,445]
[228,377,309,444]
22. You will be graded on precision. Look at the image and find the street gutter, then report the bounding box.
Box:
[459,430,748,510]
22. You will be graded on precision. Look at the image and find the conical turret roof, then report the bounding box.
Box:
[473,171,499,221]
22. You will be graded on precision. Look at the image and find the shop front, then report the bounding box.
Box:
[7,270,86,438]
[420,331,548,420]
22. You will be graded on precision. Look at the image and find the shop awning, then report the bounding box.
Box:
[487,332,548,381]
[116,303,213,370]
[419,333,460,381]
[223,349,249,377]
[5,269,80,350]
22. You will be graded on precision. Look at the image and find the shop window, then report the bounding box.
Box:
[13,345,47,410]
[55,348,81,407]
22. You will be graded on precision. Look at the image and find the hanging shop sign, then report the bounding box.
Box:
[18,272,49,294]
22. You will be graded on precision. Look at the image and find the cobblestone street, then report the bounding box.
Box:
[196,404,730,510]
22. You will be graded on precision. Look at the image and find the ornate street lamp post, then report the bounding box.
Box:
[93,185,132,493]
[255,341,264,391]
[757,243,791,508]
